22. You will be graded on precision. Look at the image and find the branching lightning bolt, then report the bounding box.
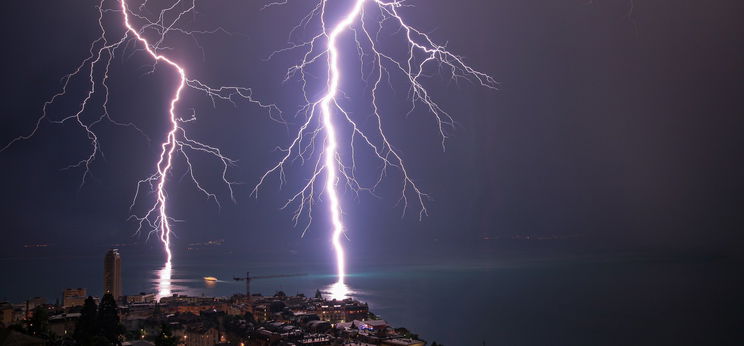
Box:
[254,0,497,294]
[2,0,278,298]
[3,0,494,299]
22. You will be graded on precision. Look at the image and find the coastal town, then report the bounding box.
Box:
[0,250,430,346]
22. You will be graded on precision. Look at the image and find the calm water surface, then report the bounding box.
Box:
[2,252,740,345]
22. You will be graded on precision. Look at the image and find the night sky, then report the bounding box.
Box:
[1,0,743,264]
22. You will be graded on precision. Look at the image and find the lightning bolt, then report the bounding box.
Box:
[255,0,497,297]
[3,0,278,298]
[120,0,187,277]
[4,0,494,300]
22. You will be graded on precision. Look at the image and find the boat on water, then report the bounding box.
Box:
[203,276,218,282]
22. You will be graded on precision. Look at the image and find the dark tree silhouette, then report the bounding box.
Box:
[154,322,177,346]
[27,306,50,338]
[74,296,115,346]
[98,294,121,345]
[74,296,99,343]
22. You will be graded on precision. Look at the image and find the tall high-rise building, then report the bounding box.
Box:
[103,249,122,299]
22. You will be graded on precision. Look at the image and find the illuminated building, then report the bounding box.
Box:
[125,293,156,304]
[184,326,218,346]
[0,302,14,326]
[103,249,122,300]
[62,288,87,308]
[317,299,368,323]
[253,304,271,322]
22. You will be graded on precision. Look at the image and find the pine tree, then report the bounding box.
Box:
[74,296,99,345]
[98,294,121,345]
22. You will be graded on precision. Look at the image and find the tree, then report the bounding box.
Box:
[74,296,101,345]
[98,294,121,345]
[27,306,49,338]
[154,322,177,346]
[76,297,98,335]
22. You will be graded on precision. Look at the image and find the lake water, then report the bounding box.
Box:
[1,250,740,345]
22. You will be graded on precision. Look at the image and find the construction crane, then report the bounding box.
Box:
[233,272,308,297]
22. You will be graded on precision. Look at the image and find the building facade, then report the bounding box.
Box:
[63,288,87,308]
[0,302,14,327]
[125,293,156,304]
[184,327,219,346]
[103,249,122,299]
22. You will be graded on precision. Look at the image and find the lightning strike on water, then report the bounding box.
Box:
[4,0,494,301]
[255,0,497,298]
[3,0,278,299]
